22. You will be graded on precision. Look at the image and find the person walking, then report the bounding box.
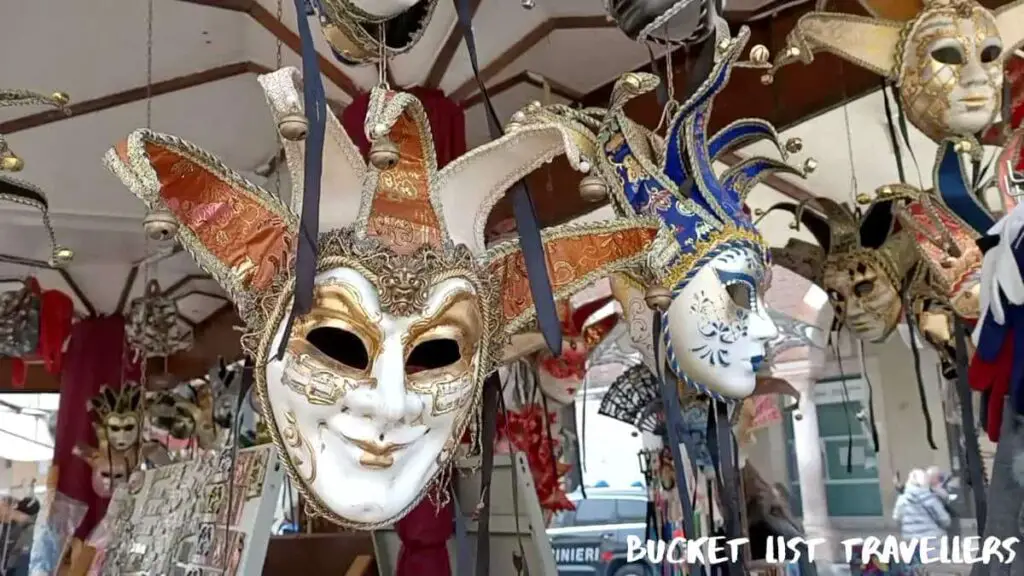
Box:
[893,469,952,571]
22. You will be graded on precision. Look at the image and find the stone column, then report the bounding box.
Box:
[776,360,838,563]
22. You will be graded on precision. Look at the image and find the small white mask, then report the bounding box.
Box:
[664,246,778,398]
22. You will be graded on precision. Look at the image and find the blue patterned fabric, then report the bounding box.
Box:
[933,141,996,235]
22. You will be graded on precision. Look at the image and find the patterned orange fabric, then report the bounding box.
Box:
[115,141,295,292]
[366,109,442,254]
[490,227,658,324]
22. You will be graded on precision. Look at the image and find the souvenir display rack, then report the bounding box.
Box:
[95,445,283,576]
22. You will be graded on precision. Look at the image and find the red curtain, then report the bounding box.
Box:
[52,315,140,539]
[342,88,465,576]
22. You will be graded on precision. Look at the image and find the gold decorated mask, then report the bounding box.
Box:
[760,198,916,342]
[770,0,1024,141]
[822,250,905,342]
[87,384,143,454]
[105,67,665,529]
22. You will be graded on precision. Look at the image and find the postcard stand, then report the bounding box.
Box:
[371,451,557,576]
[96,445,284,576]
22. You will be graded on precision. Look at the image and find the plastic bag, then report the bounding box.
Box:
[27,492,87,576]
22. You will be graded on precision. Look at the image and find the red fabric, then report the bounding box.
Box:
[983,57,1024,146]
[343,88,466,575]
[341,87,467,168]
[496,405,574,513]
[11,288,74,388]
[968,331,1013,441]
[53,315,141,538]
[394,491,454,576]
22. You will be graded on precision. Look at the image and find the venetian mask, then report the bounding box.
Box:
[773,0,1024,141]
[595,31,803,399]
[105,67,662,528]
[313,0,438,65]
[822,251,904,342]
[73,444,131,498]
[758,198,917,343]
[87,384,143,454]
[527,297,620,406]
[664,246,779,398]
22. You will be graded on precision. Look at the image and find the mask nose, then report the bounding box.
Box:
[346,336,423,430]
[960,58,989,88]
[749,306,779,342]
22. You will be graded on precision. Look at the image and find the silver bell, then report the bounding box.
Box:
[143,208,179,242]
[793,410,804,421]
[579,174,608,203]
[49,246,74,268]
[369,138,400,170]
[278,114,309,141]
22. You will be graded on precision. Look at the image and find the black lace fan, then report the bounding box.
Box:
[599,364,663,434]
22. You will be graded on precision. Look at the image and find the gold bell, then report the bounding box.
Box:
[785,46,801,59]
[856,193,872,205]
[579,174,608,203]
[369,137,400,170]
[624,74,642,90]
[51,92,70,106]
[784,137,803,154]
[802,158,817,174]
[0,156,23,171]
[717,38,732,53]
[50,246,74,268]
[644,285,672,312]
[278,114,309,141]
[760,74,774,86]
[749,44,770,65]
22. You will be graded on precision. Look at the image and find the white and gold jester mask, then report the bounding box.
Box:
[104,67,667,529]
[771,0,1024,142]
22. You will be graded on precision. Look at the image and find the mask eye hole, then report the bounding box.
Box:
[407,339,461,374]
[726,283,752,310]
[931,46,965,65]
[980,44,1001,64]
[853,280,875,297]
[306,327,370,371]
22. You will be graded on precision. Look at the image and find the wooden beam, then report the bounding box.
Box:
[174,0,252,11]
[0,62,259,135]
[460,71,583,109]
[449,15,615,102]
[424,0,484,88]
[247,2,361,97]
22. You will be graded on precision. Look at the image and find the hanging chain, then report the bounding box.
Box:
[146,0,154,130]
[274,0,284,199]
[841,102,858,208]
[139,0,156,393]
[276,0,284,69]
[377,26,390,89]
